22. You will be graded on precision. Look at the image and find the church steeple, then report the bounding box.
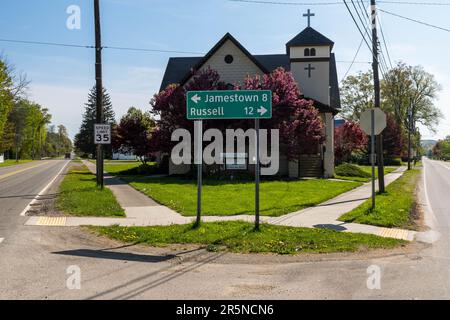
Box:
[286,10,334,106]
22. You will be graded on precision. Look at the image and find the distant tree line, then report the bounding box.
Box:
[0,57,72,160]
[432,136,450,160]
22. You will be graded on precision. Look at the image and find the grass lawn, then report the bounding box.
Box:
[90,221,406,254]
[56,164,125,217]
[120,176,361,217]
[335,166,397,182]
[87,160,157,175]
[0,159,33,167]
[339,169,420,229]
[103,161,156,175]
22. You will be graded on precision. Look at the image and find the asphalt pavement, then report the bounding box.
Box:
[0,158,449,299]
[0,160,70,241]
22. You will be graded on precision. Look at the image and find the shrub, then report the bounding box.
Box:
[335,163,371,178]
[384,157,402,166]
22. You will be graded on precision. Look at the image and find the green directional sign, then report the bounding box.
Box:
[186,90,272,120]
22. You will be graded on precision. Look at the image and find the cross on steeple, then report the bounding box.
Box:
[303,9,315,27]
[305,64,315,78]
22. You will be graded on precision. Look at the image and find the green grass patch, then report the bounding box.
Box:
[90,221,405,254]
[339,169,420,229]
[103,161,157,175]
[56,164,125,217]
[0,159,33,167]
[335,163,396,182]
[120,176,361,217]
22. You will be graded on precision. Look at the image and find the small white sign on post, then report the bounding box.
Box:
[94,124,111,145]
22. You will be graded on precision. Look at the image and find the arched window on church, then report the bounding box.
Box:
[310,48,316,56]
[304,48,310,57]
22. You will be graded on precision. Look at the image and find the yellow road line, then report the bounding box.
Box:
[0,161,50,181]
[36,216,67,226]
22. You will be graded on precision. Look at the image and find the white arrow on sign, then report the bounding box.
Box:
[257,106,268,116]
[191,94,201,104]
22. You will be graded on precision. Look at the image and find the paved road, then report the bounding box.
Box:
[0,160,69,241]
[0,158,449,299]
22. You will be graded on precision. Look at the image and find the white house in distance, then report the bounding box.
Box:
[159,11,340,178]
[0,153,4,164]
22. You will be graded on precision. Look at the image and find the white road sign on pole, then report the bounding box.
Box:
[360,108,386,135]
[94,124,111,145]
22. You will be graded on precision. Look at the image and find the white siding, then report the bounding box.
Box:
[188,39,264,86]
[291,61,330,105]
[290,46,330,59]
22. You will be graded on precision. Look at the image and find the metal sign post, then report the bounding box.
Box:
[360,108,387,211]
[255,119,260,231]
[186,90,272,230]
[195,120,202,227]
[371,109,376,210]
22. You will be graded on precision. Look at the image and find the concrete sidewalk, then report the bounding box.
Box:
[25,162,416,240]
[267,167,416,240]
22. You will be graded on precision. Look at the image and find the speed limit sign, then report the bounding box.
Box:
[94,124,111,145]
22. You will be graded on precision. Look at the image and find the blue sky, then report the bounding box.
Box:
[1,0,449,140]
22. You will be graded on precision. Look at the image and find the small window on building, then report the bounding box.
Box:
[224,54,234,64]
[304,48,310,56]
[310,48,316,56]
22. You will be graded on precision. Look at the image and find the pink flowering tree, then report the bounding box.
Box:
[242,67,325,159]
[150,67,325,162]
[334,121,368,164]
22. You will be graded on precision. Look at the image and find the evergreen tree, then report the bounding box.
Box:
[74,86,115,158]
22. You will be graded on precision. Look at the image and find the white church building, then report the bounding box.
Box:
[159,12,340,178]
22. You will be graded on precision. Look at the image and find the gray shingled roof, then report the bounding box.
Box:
[159,46,340,110]
[286,27,334,53]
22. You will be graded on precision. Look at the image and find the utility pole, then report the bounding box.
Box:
[94,0,104,188]
[371,0,385,193]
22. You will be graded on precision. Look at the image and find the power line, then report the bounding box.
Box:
[378,1,450,5]
[103,46,204,55]
[343,0,387,78]
[357,0,391,73]
[377,14,393,68]
[228,0,450,5]
[0,38,205,55]
[341,36,364,81]
[0,37,373,65]
[343,0,373,54]
[0,38,94,49]
[351,0,372,43]
[379,8,450,33]
[343,1,388,78]
[228,0,342,5]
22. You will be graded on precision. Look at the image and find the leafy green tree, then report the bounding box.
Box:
[339,70,374,121]
[0,121,15,154]
[383,62,442,133]
[0,59,14,137]
[45,124,73,157]
[433,136,450,159]
[0,57,29,142]
[74,86,115,158]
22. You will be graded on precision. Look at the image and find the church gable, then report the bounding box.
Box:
[181,33,268,87]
